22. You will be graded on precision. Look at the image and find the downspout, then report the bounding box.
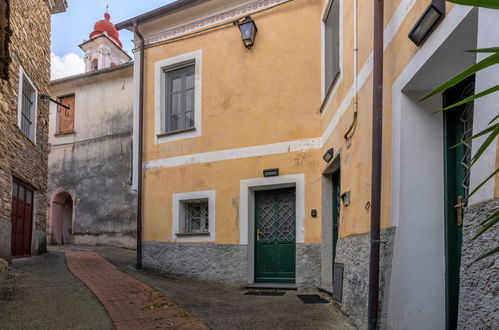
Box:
[133,21,145,270]
[344,0,358,144]
[368,0,383,329]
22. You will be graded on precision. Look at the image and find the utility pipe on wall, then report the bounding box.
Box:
[133,22,145,270]
[368,0,383,329]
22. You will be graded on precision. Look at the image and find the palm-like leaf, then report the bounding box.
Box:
[421,52,499,101]
[470,124,499,166]
[448,0,499,9]
[434,85,499,113]
[474,246,499,262]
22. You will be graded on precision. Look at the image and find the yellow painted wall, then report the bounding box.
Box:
[141,0,323,244]
[143,150,322,243]
[142,0,498,244]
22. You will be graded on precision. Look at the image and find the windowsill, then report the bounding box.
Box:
[55,131,75,136]
[175,232,210,237]
[157,127,196,138]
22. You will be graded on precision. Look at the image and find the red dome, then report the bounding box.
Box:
[90,13,123,48]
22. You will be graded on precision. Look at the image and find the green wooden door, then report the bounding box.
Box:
[332,170,340,266]
[255,188,296,283]
[443,75,474,330]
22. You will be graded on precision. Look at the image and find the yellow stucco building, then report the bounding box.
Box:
[117,0,499,329]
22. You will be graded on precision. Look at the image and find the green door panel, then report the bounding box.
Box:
[255,188,296,283]
[332,170,340,266]
[443,75,474,330]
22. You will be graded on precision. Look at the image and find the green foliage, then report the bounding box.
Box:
[422,0,499,261]
[448,0,499,10]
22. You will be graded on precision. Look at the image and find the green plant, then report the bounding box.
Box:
[422,0,499,261]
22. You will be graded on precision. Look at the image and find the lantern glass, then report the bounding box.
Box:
[408,4,443,46]
[238,17,257,49]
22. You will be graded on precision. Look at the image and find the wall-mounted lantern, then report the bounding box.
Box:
[237,16,258,49]
[323,147,334,163]
[408,0,445,46]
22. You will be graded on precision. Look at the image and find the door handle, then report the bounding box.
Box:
[454,195,464,227]
[256,229,261,241]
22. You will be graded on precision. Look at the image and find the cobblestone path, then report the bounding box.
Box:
[65,250,209,330]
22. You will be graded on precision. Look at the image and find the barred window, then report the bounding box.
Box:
[0,0,11,80]
[18,71,37,142]
[181,199,209,234]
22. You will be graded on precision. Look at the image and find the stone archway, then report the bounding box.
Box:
[51,191,74,245]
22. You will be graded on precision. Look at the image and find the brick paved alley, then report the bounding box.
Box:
[1,246,356,330]
[65,250,208,330]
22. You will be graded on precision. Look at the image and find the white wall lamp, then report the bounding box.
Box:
[408,0,445,46]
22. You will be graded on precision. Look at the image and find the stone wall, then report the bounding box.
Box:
[143,241,322,289]
[334,227,396,330]
[0,0,52,260]
[458,199,499,329]
[48,134,137,249]
[143,241,248,285]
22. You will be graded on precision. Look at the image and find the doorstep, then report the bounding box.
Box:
[246,283,297,290]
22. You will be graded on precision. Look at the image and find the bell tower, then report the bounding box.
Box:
[79,13,131,72]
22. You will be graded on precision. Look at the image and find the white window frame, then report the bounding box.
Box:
[17,66,38,144]
[321,0,343,107]
[172,190,215,242]
[155,49,202,144]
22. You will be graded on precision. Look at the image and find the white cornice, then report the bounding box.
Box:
[142,0,292,46]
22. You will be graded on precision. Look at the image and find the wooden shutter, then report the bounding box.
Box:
[0,0,11,80]
[58,95,75,134]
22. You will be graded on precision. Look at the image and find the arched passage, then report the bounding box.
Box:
[51,191,73,245]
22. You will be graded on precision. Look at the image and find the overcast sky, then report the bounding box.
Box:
[51,0,175,79]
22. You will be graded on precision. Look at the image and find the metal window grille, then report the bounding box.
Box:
[183,199,209,233]
[460,82,474,205]
[20,74,35,139]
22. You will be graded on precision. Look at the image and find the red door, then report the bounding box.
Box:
[11,180,33,257]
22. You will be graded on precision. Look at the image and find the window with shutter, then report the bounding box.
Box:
[17,69,37,143]
[164,64,195,134]
[324,0,340,94]
[57,94,75,134]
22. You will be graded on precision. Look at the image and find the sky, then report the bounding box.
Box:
[51,0,176,79]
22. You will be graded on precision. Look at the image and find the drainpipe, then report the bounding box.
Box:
[133,21,145,270]
[368,0,383,329]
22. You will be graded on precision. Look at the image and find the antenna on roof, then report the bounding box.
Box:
[105,4,110,13]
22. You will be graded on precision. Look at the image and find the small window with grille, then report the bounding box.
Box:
[17,69,37,142]
[181,199,209,234]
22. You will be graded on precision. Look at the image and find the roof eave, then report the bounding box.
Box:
[115,0,210,31]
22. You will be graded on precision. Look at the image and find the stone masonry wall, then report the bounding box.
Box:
[458,199,499,329]
[335,227,396,330]
[0,0,51,260]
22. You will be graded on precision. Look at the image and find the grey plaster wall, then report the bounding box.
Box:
[48,71,136,249]
[458,199,499,329]
[334,228,395,330]
[48,133,137,249]
[296,243,321,290]
[143,241,248,285]
[143,241,322,288]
